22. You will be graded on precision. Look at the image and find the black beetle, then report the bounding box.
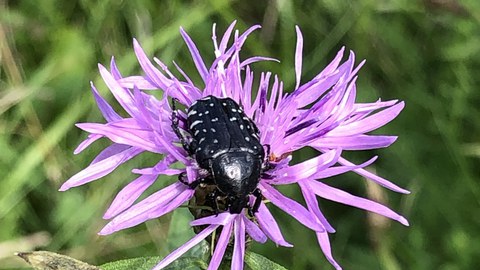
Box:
[172,95,267,215]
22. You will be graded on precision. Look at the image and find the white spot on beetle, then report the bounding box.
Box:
[230,117,237,121]
[202,129,207,133]
[205,110,209,114]
[211,128,216,133]
[240,124,244,130]
[245,137,250,142]
[209,103,214,107]
[231,108,237,112]
[190,120,203,129]
[211,118,219,122]
[194,130,200,136]
[200,96,211,101]
[253,146,258,149]
[199,137,205,144]
[188,110,197,116]
[199,113,203,116]
[222,102,227,106]
[213,139,218,143]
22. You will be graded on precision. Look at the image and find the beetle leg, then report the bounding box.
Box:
[178,172,204,189]
[171,98,193,155]
[206,190,220,215]
[249,188,263,216]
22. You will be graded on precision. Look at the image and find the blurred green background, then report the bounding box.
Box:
[1,0,480,269]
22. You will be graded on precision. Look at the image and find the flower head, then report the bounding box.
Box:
[61,21,408,270]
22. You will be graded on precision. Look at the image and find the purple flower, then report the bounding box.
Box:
[61,21,408,270]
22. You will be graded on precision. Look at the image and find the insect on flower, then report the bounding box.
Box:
[172,95,268,216]
[61,21,409,270]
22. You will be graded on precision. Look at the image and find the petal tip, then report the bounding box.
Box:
[399,217,410,226]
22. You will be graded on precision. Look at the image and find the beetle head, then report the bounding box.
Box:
[211,151,262,198]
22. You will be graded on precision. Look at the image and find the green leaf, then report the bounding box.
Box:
[244,251,288,270]
[100,256,208,270]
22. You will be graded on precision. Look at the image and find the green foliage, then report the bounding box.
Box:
[101,256,207,270]
[1,0,480,270]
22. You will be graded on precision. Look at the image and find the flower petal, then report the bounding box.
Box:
[299,180,335,233]
[59,147,142,191]
[294,25,303,90]
[180,27,209,84]
[316,231,342,270]
[326,101,405,137]
[260,184,324,232]
[76,122,160,153]
[190,212,236,226]
[337,156,410,194]
[103,174,157,219]
[311,135,397,150]
[231,216,246,270]
[208,221,234,270]
[133,39,171,90]
[307,180,409,226]
[255,202,292,247]
[98,64,138,117]
[271,149,340,184]
[74,134,103,154]
[152,224,218,270]
[91,82,122,122]
[313,156,377,179]
[99,182,194,235]
[243,215,267,243]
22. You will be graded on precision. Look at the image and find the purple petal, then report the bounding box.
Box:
[311,135,397,150]
[313,156,378,179]
[133,39,171,90]
[103,174,157,219]
[208,221,234,270]
[255,202,292,247]
[316,231,342,270]
[180,28,209,83]
[243,215,267,243]
[271,149,340,184]
[118,76,158,89]
[131,155,180,175]
[74,134,102,154]
[91,82,122,122]
[327,102,405,137]
[190,212,236,226]
[231,216,246,270]
[337,156,410,194]
[76,122,160,153]
[299,181,335,233]
[109,57,122,80]
[219,21,237,54]
[59,147,142,191]
[99,182,193,235]
[294,25,303,90]
[90,144,131,164]
[260,184,324,232]
[98,64,138,117]
[240,56,279,68]
[307,181,409,226]
[152,225,218,270]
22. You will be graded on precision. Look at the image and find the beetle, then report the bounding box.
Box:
[171,95,267,216]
